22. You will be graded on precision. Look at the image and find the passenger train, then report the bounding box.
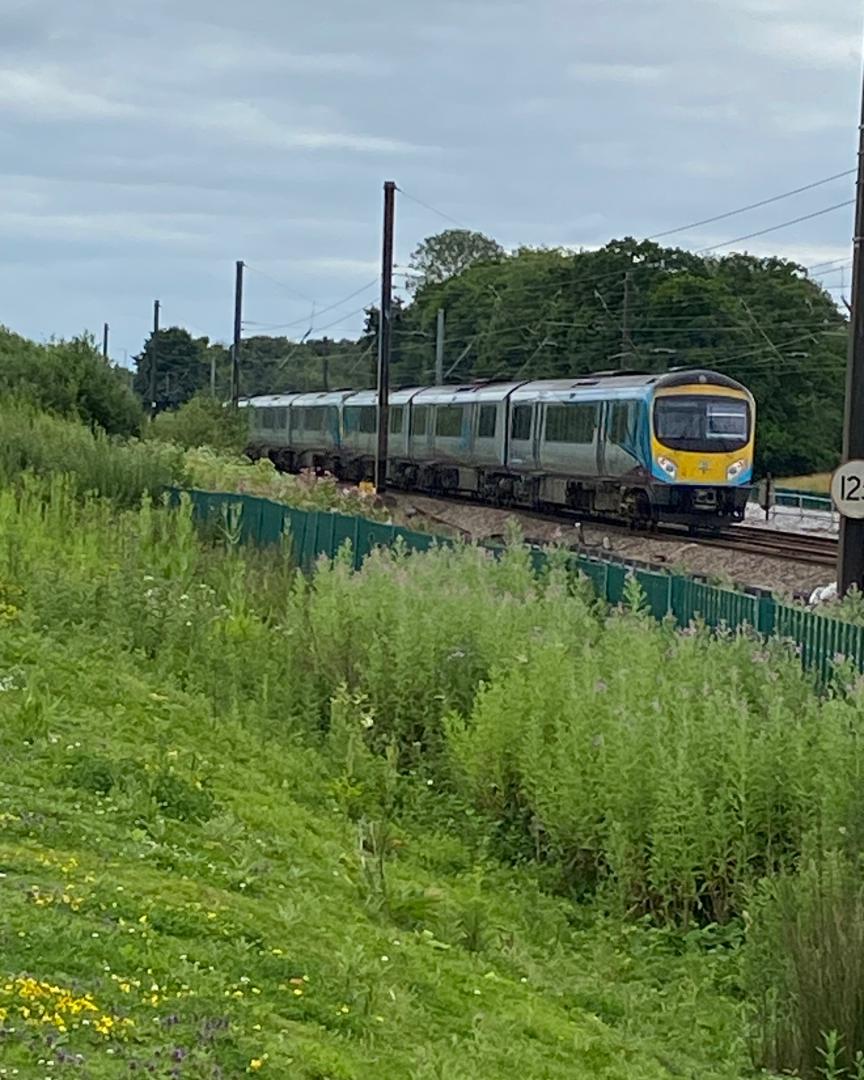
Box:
[239,369,756,528]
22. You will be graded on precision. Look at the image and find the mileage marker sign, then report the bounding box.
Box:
[831,460,864,520]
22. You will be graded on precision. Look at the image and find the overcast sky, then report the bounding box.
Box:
[1,0,861,365]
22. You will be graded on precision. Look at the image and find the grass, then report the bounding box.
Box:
[0,477,765,1078]
[6,470,864,1075]
[777,472,831,494]
[0,404,388,521]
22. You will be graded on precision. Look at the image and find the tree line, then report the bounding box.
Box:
[27,227,837,478]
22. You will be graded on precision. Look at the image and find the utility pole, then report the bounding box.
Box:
[838,65,864,595]
[435,308,445,384]
[375,180,396,494]
[102,322,109,361]
[231,260,244,407]
[149,300,160,417]
[210,352,216,397]
[322,337,330,391]
[621,270,632,367]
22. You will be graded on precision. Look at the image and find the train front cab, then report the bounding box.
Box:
[647,373,755,524]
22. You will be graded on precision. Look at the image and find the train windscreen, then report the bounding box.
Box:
[654,395,749,453]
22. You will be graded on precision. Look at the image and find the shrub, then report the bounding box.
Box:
[0,326,142,436]
[149,394,249,453]
[0,403,185,504]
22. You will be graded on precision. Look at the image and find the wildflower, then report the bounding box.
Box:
[248,1056,267,1071]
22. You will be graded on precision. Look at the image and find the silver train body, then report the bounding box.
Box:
[239,370,755,526]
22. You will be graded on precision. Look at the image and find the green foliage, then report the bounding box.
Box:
[745,856,864,1078]
[132,326,225,410]
[408,228,505,289]
[150,394,250,453]
[182,446,389,517]
[0,402,185,504]
[0,326,142,436]
[0,477,757,1078]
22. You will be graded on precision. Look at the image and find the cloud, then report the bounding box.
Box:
[187,101,429,155]
[567,62,666,83]
[188,41,384,76]
[0,65,133,119]
[747,20,861,67]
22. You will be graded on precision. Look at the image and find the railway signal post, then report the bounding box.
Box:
[376,180,396,495]
[837,63,864,595]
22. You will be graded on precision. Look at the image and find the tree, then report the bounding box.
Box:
[408,229,504,289]
[132,327,211,411]
[0,327,142,436]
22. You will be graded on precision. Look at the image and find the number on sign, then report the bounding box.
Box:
[842,474,863,501]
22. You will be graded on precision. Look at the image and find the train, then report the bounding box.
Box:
[239,368,756,528]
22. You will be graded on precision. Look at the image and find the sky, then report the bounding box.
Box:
[0,0,862,367]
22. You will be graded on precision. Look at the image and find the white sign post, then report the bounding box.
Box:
[831,460,864,519]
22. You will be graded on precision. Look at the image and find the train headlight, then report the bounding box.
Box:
[726,458,747,481]
[657,455,677,480]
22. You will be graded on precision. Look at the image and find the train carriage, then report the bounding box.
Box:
[240,368,755,529]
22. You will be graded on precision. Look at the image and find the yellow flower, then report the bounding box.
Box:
[249,1056,268,1071]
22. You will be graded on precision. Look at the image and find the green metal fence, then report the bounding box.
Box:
[178,489,860,683]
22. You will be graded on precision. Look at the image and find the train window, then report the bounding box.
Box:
[389,407,404,435]
[707,402,747,439]
[303,407,326,432]
[477,405,497,439]
[262,409,276,430]
[345,406,377,434]
[545,404,596,444]
[609,402,635,446]
[654,395,750,453]
[275,408,288,429]
[412,406,428,437]
[436,405,464,438]
[511,405,532,441]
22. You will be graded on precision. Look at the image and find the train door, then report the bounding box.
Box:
[602,399,639,477]
[507,401,536,471]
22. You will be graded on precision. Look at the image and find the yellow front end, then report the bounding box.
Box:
[650,384,755,486]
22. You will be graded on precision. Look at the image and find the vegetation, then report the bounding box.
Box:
[0,402,184,505]
[0,400,384,519]
[0,479,759,1078]
[0,326,142,436]
[149,394,249,454]
[778,472,831,494]
[183,447,388,519]
[132,235,848,478]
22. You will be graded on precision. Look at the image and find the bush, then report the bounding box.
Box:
[0,327,142,436]
[182,446,389,518]
[0,403,185,504]
[149,394,249,453]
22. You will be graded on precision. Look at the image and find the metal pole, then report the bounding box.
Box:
[149,300,160,417]
[375,181,396,494]
[210,352,216,397]
[231,260,244,406]
[322,338,330,391]
[838,65,864,595]
[102,322,109,361]
[435,308,445,384]
[621,270,632,367]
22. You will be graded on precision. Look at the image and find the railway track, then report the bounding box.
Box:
[705,525,838,567]
[395,489,840,568]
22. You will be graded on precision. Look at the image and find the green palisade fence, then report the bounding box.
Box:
[176,489,862,685]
